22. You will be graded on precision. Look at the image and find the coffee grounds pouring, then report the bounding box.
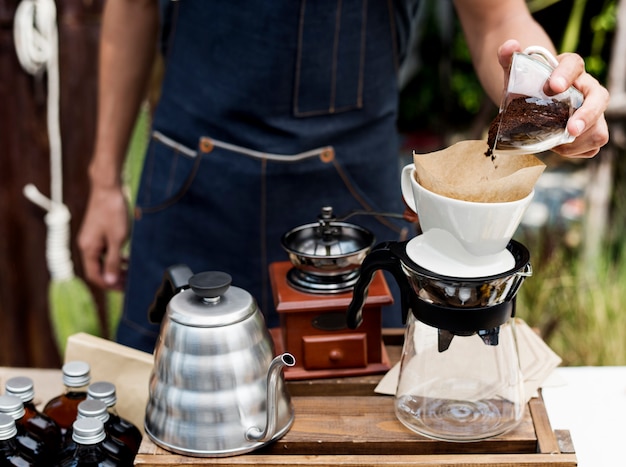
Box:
[486,96,570,159]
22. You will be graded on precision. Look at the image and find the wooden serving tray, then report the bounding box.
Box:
[135,335,576,467]
[135,394,575,466]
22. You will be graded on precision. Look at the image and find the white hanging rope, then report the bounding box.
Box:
[15,0,74,282]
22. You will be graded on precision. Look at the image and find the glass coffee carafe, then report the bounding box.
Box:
[395,310,523,441]
[347,239,531,442]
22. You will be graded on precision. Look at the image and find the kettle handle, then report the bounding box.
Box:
[147,264,194,324]
[346,241,414,329]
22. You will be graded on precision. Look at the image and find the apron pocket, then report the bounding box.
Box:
[136,131,200,213]
[294,0,367,116]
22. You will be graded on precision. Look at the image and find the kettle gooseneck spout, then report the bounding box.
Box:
[246,353,296,442]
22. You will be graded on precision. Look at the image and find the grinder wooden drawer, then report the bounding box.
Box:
[301,333,367,370]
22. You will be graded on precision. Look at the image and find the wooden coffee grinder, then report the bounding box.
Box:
[270,207,394,380]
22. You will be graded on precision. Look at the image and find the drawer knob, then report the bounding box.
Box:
[329,349,344,362]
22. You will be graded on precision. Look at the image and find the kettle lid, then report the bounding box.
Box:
[168,271,258,327]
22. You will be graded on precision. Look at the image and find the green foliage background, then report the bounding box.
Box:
[398,0,616,135]
[398,0,624,366]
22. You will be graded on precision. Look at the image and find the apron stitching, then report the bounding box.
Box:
[293,0,306,116]
[386,0,399,72]
[292,105,361,118]
[260,158,269,313]
[152,130,197,157]
[330,0,342,113]
[154,130,331,162]
[208,137,333,162]
[358,0,368,107]
[331,158,403,234]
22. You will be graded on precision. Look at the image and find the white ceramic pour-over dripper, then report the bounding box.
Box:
[492,46,584,156]
[401,164,534,273]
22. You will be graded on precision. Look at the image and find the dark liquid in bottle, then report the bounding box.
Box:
[61,430,133,466]
[104,414,142,455]
[0,454,36,466]
[0,438,36,466]
[60,444,119,467]
[43,391,87,436]
[20,401,62,452]
[13,432,47,466]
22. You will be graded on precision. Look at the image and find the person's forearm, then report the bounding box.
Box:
[89,0,159,189]
[453,0,555,105]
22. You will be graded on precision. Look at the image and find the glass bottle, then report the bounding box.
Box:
[87,382,142,455]
[60,418,117,467]
[0,413,38,466]
[42,361,91,437]
[60,400,134,466]
[0,396,47,465]
[4,376,63,453]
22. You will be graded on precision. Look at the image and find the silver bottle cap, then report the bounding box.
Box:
[5,376,35,403]
[0,414,18,440]
[77,399,110,423]
[72,417,106,445]
[62,361,91,387]
[0,395,25,420]
[87,381,117,407]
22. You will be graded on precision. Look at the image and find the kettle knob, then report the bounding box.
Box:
[189,271,232,300]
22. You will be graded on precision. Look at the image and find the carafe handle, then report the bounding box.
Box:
[346,241,415,329]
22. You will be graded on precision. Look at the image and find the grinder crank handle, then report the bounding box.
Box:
[147,264,194,324]
[346,241,415,329]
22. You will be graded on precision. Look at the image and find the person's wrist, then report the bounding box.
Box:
[87,156,124,190]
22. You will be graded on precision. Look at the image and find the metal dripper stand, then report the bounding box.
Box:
[346,239,532,441]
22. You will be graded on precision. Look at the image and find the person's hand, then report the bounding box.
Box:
[498,39,609,158]
[78,183,129,291]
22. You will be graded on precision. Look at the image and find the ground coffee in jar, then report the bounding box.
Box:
[486,96,570,158]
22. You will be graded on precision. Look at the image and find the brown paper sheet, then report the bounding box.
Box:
[64,333,154,435]
[413,140,546,202]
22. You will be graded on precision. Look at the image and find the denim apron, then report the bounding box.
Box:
[117,0,420,352]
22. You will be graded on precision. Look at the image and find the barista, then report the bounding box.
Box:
[78,0,609,353]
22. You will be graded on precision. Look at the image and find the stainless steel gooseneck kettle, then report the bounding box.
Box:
[144,265,295,457]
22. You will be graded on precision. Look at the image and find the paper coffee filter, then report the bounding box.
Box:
[412,140,546,202]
